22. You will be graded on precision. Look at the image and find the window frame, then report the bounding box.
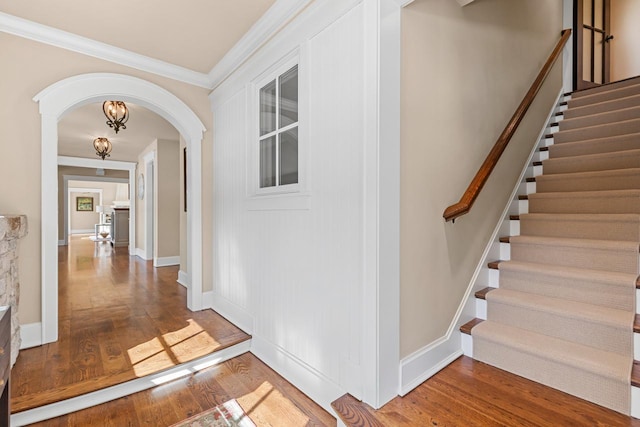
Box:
[247,49,309,209]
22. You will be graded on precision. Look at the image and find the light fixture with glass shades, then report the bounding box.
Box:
[93,137,112,160]
[102,100,129,133]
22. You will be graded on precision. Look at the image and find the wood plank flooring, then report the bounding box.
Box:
[26,352,335,427]
[11,236,250,413]
[333,356,640,427]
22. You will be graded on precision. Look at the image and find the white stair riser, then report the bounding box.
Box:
[500,242,510,260]
[476,299,487,320]
[462,330,640,417]
[633,387,640,419]
[461,333,473,358]
[533,151,549,162]
[509,220,519,236]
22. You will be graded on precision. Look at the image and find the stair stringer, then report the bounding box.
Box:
[398,89,565,397]
[459,95,563,358]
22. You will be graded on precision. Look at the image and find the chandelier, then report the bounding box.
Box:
[102,101,129,133]
[93,137,112,160]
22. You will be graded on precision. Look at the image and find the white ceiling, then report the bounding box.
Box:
[58,102,179,162]
[0,0,276,73]
[1,1,280,162]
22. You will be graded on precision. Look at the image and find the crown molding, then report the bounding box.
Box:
[207,0,314,90]
[0,12,212,89]
[396,0,416,6]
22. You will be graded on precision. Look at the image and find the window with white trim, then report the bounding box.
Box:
[258,64,299,189]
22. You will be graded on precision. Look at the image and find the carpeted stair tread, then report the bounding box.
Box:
[534,168,640,193]
[553,118,640,144]
[497,260,636,311]
[518,213,640,241]
[571,76,640,98]
[568,83,640,109]
[564,94,640,119]
[548,132,640,159]
[559,106,640,131]
[485,288,633,355]
[472,320,632,414]
[541,149,640,175]
[472,79,640,416]
[509,235,640,274]
[527,189,640,214]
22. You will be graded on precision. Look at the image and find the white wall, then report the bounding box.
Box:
[210,0,399,410]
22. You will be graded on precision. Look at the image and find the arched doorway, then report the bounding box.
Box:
[34,73,206,344]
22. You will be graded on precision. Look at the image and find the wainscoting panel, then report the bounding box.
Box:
[211,1,371,411]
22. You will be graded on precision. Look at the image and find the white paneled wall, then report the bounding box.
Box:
[211,1,376,410]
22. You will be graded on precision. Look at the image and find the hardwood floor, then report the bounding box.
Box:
[11,236,250,413]
[26,352,335,426]
[18,236,640,426]
[333,356,640,427]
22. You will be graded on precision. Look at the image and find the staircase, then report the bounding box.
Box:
[462,76,640,416]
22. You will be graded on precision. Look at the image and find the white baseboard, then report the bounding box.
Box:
[11,340,252,426]
[399,334,463,395]
[202,291,213,307]
[69,229,94,235]
[250,335,344,415]
[154,256,180,267]
[134,247,151,261]
[210,292,254,335]
[177,270,190,288]
[20,322,42,349]
[397,88,565,398]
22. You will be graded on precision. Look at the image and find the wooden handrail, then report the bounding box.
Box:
[443,29,572,222]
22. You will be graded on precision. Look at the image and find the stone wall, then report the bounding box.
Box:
[0,215,27,366]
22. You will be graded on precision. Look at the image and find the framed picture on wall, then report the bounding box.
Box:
[76,197,94,211]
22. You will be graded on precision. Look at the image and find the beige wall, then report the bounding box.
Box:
[135,139,181,260]
[0,33,213,324]
[611,0,640,82]
[401,0,563,357]
[69,192,100,232]
[156,139,181,258]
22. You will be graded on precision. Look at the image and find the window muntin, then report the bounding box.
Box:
[259,65,299,189]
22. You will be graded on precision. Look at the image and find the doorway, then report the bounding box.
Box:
[35,73,206,346]
[574,0,612,90]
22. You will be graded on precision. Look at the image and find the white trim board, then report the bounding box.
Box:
[134,248,150,261]
[35,73,206,345]
[11,340,252,427]
[0,0,318,90]
[154,256,180,267]
[209,294,254,336]
[20,322,42,350]
[208,0,314,90]
[69,229,95,235]
[250,336,344,415]
[398,89,565,396]
[0,12,211,89]
[399,335,463,395]
[177,270,190,288]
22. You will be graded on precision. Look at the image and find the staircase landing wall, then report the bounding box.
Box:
[400,0,563,365]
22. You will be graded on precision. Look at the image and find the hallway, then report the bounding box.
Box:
[11,236,250,414]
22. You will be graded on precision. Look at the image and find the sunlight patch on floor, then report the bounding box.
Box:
[127,319,220,377]
[238,381,311,426]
